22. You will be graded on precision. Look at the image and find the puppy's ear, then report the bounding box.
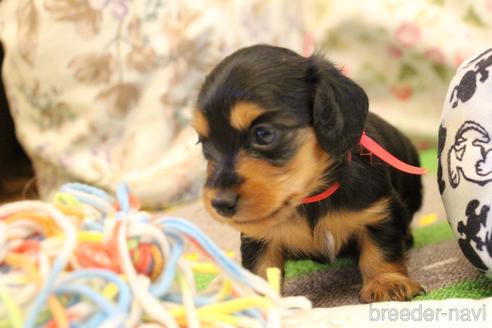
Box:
[308,55,369,157]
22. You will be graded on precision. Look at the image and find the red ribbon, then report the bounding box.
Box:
[302,131,427,204]
[359,132,428,175]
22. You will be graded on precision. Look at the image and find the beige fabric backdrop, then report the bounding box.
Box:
[0,0,305,207]
[1,0,492,207]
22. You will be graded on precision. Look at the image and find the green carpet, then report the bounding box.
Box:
[284,221,454,280]
[415,276,492,301]
[196,221,492,301]
[419,148,438,174]
[284,221,492,302]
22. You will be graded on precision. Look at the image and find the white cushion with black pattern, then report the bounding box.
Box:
[439,48,492,277]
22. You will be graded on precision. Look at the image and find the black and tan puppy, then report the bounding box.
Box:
[193,45,423,303]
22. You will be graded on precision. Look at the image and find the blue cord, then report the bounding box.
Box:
[81,221,104,232]
[150,233,184,297]
[28,269,131,328]
[56,269,131,314]
[115,182,130,215]
[54,285,117,319]
[60,185,112,218]
[61,192,110,218]
[24,257,68,328]
[241,308,265,325]
[54,269,132,328]
[158,218,248,284]
[61,183,112,203]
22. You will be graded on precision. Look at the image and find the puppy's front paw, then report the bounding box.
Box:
[359,273,424,303]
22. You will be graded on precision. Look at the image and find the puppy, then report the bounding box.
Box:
[193,45,424,303]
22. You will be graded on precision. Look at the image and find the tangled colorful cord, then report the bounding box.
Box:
[0,183,311,328]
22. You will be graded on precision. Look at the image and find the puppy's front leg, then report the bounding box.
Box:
[240,234,285,278]
[358,206,423,302]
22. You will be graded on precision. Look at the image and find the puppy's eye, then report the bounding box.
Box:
[252,125,276,146]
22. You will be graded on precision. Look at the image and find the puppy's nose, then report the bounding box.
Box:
[211,191,239,217]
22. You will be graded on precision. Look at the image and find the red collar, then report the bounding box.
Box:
[302,131,427,204]
[303,181,341,204]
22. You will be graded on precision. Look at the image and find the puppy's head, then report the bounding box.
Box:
[194,45,368,233]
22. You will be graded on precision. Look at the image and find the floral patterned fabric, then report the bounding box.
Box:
[0,0,305,207]
[2,0,492,208]
[304,0,492,138]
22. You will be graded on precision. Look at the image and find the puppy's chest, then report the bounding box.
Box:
[261,214,356,262]
[264,199,391,257]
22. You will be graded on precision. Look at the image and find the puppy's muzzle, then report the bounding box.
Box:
[211,190,239,217]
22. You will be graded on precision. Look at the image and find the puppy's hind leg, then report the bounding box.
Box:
[358,199,423,303]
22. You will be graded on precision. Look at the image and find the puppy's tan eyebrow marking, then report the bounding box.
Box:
[192,110,210,137]
[230,102,265,130]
